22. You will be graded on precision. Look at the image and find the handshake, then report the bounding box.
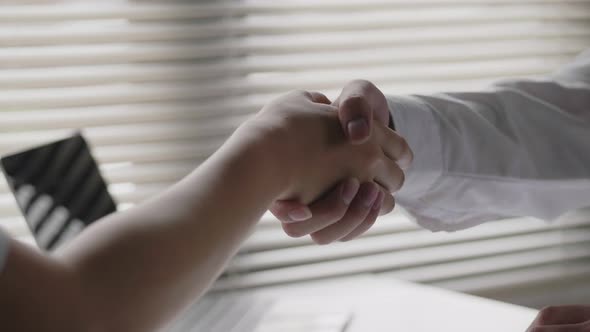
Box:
[235,80,413,244]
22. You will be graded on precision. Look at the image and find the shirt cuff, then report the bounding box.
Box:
[386,95,444,199]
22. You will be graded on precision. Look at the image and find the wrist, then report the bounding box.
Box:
[385,95,443,198]
[228,118,293,201]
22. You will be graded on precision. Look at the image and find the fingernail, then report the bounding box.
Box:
[360,184,379,208]
[287,207,312,222]
[341,178,360,205]
[347,118,369,141]
[372,191,384,210]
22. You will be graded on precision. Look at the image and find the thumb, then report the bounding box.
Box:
[334,94,373,145]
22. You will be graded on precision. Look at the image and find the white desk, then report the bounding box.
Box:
[250,276,537,332]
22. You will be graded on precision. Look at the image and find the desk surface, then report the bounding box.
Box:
[251,275,538,332]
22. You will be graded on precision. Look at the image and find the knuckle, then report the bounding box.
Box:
[405,145,414,165]
[291,89,311,99]
[367,213,379,225]
[340,232,360,242]
[342,94,370,114]
[366,208,380,223]
[350,79,375,92]
[363,217,377,230]
[310,91,330,104]
[537,306,559,324]
[320,202,348,222]
[540,305,559,314]
[348,203,371,219]
[362,145,383,167]
[311,233,332,245]
[394,136,412,162]
[381,197,395,215]
[334,208,349,222]
[269,206,289,222]
[396,169,406,191]
[398,136,410,156]
[281,223,307,238]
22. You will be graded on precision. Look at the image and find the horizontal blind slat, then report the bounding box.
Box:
[215,227,590,290]
[0,57,571,110]
[2,3,589,23]
[4,21,590,48]
[0,20,590,48]
[3,0,588,21]
[3,30,590,68]
[2,39,587,89]
[5,37,586,69]
[228,218,590,273]
[0,98,266,132]
[94,141,221,164]
[0,117,245,156]
[385,243,590,284]
[432,258,590,294]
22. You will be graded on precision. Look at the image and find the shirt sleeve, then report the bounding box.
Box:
[389,50,590,232]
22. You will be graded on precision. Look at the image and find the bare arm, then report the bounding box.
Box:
[0,91,399,331]
[0,119,285,332]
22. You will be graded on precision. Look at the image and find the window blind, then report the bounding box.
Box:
[1,0,590,306]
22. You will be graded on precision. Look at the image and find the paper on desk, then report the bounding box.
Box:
[253,297,353,332]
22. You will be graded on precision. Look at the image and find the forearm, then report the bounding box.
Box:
[0,89,396,330]
[56,126,284,331]
[389,51,590,231]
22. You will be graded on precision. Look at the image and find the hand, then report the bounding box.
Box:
[333,79,393,145]
[242,90,402,207]
[527,305,590,332]
[270,80,412,244]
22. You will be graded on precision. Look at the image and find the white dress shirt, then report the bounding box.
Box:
[389,50,590,232]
